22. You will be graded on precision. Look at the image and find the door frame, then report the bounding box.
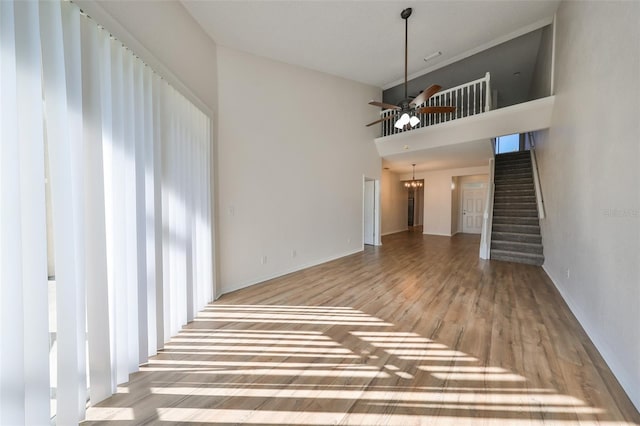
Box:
[362,176,382,247]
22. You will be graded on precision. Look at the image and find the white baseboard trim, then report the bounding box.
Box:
[543,265,640,411]
[221,247,364,296]
[423,232,453,237]
[381,228,409,236]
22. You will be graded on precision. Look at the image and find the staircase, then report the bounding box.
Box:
[490,151,544,265]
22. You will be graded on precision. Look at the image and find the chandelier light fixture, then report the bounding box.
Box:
[404,164,423,188]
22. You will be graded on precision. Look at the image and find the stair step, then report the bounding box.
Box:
[494,171,533,179]
[493,213,540,228]
[493,195,536,203]
[493,202,537,210]
[491,249,544,266]
[492,240,543,254]
[495,182,534,191]
[495,177,533,186]
[496,151,530,158]
[493,209,538,217]
[494,188,535,196]
[496,157,531,164]
[492,222,540,233]
[496,162,531,169]
[492,231,541,244]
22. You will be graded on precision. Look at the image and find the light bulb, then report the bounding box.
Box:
[409,116,420,127]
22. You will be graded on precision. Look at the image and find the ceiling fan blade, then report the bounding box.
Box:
[369,100,401,110]
[417,106,456,114]
[410,85,442,107]
[365,115,396,127]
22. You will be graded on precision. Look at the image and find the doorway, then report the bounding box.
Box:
[406,184,423,228]
[462,182,486,234]
[363,177,380,246]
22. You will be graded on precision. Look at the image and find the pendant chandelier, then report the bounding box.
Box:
[404,164,423,188]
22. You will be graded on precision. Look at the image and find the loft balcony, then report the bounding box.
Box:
[377,73,493,138]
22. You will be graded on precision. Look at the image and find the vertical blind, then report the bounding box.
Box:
[0,0,214,424]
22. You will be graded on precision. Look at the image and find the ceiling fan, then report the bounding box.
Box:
[366,8,456,129]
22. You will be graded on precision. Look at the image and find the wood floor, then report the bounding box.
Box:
[84,231,640,425]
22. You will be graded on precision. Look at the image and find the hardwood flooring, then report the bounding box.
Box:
[84,231,640,425]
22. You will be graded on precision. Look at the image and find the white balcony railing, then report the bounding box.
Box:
[380,72,492,137]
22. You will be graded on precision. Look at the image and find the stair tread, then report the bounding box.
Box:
[492,239,542,248]
[491,249,544,265]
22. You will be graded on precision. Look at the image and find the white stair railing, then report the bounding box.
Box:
[529,136,546,220]
[479,156,495,260]
[380,72,492,137]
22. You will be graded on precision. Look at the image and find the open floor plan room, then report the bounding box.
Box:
[84,232,640,425]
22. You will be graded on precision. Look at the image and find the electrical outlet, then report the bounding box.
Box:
[566,268,570,279]
[347,237,351,244]
[228,205,235,216]
[261,256,267,265]
[291,249,297,258]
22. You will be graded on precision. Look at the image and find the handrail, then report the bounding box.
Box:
[479,157,495,260]
[379,72,492,137]
[529,138,546,219]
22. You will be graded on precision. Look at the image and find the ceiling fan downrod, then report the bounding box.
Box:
[401,8,412,101]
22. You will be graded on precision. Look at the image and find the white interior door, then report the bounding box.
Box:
[462,184,486,234]
[364,180,375,245]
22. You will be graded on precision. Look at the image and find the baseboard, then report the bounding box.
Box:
[543,265,640,412]
[221,247,364,296]
[381,228,408,236]
[423,231,453,237]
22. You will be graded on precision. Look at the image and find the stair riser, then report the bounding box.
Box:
[492,217,540,226]
[494,200,536,207]
[493,203,536,210]
[493,190,535,197]
[494,172,533,179]
[496,159,531,167]
[495,159,531,170]
[494,196,536,204]
[492,241,543,254]
[491,251,544,266]
[492,224,540,234]
[493,209,538,217]
[495,178,533,186]
[492,233,542,244]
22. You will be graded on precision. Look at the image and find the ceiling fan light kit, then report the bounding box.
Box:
[366,8,456,130]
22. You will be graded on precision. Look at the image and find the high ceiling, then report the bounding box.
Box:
[181,1,560,88]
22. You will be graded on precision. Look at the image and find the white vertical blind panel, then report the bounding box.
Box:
[133,57,148,365]
[109,39,130,385]
[160,82,173,343]
[143,68,158,357]
[97,27,119,392]
[9,1,51,424]
[81,17,113,405]
[40,1,85,423]
[186,99,195,323]
[122,49,140,375]
[60,3,88,417]
[206,117,214,303]
[154,75,169,347]
[0,2,27,424]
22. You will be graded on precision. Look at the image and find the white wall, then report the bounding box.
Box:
[381,170,408,236]
[528,24,554,100]
[217,46,381,293]
[535,1,640,410]
[401,166,489,236]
